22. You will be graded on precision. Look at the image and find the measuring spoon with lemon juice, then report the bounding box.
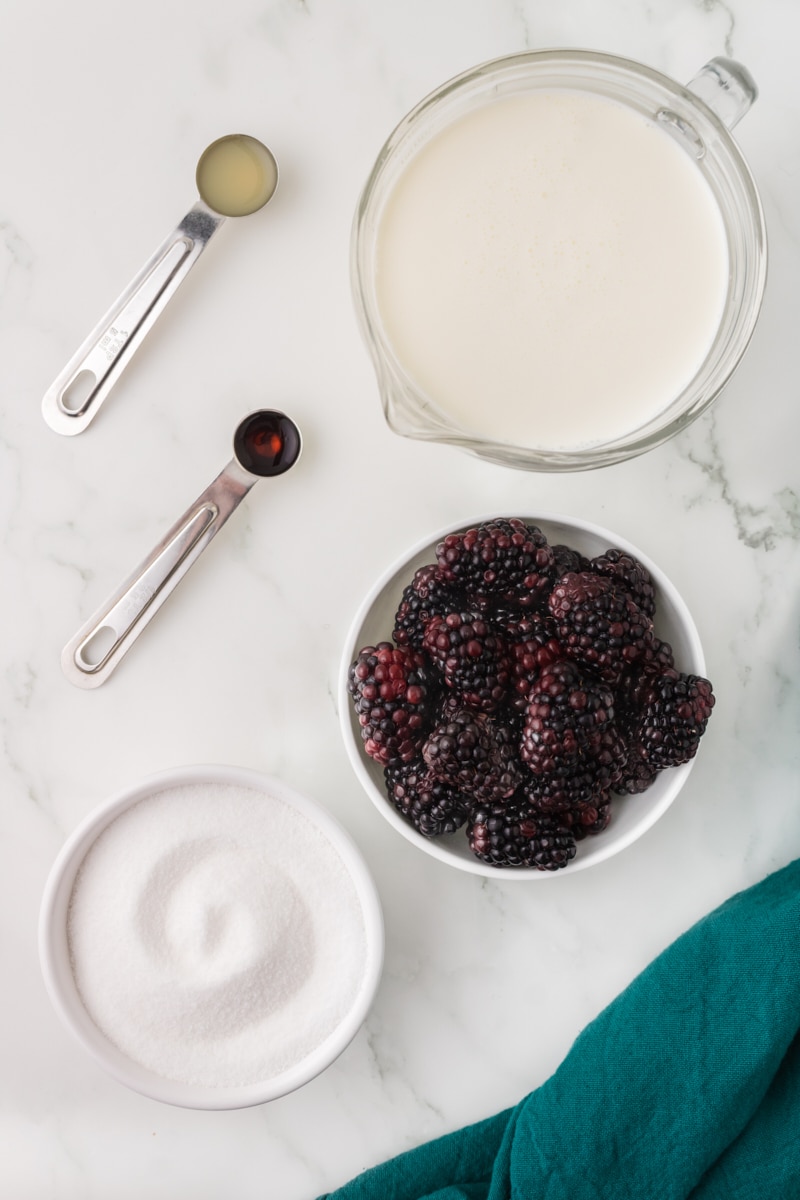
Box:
[42,135,278,436]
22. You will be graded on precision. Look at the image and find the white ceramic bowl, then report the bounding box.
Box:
[39,764,384,1109]
[340,513,706,879]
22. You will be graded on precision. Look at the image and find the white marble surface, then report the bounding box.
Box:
[1,1,798,1196]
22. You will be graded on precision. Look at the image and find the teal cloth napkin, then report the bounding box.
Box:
[319,857,800,1200]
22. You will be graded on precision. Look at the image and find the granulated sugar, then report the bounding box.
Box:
[67,783,368,1088]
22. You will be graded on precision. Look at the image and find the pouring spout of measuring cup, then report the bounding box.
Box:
[42,135,278,436]
[61,410,301,688]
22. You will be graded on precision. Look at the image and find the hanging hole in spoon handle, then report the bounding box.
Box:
[42,135,278,436]
[61,410,301,688]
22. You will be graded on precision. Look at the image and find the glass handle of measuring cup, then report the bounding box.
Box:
[42,202,225,436]
[686,57,758,130]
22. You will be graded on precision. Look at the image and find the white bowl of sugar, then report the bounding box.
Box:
[39,765,384,1109]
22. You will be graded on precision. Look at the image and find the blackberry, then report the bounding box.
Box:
[593,728,629,792]
[590,548,657,619]
[505,611,564,715]
[551,543,591,578]
[422,707,521,805]
[519,763,606,813]
[518,728,625,813]
[632,672,715,769]
[423,611,511,712]
[347,642,434,766]
[614,756,661,795]
[548,571,653,683]
[435,690,467,722]
[615,648,692,792]
[520,660,615,774]
[393,564,464,650]
[436,518,555,606]
[640,635,676,675]
[468,801,576,870]
[384,759,468,838]
[473,593,529,629]
[565,801,612,839]
[616,637,677,737]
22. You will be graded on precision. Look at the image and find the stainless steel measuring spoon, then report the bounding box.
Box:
[42,135,279,436]
[61,410,301,688]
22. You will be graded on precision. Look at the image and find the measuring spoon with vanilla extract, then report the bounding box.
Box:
[42,135,279,435]
[61,410,301,688]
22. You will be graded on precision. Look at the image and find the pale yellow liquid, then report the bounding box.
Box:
[196,135,278,217]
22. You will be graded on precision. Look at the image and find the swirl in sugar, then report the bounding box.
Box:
[132,839,315,1039]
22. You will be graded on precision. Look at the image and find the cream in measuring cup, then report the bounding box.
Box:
[374,89,728,451]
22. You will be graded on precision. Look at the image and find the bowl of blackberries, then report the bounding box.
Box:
[341,514,715,877]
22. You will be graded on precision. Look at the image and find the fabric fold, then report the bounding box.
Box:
[319,858,800,1200]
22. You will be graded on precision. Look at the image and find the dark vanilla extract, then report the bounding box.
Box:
[234,410,301,477]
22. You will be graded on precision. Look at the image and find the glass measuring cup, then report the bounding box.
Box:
[42,135,278,436]
[351,52,767,472]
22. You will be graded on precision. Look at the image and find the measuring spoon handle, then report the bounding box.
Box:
[42,202,225,436]
[61,459,256,688]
